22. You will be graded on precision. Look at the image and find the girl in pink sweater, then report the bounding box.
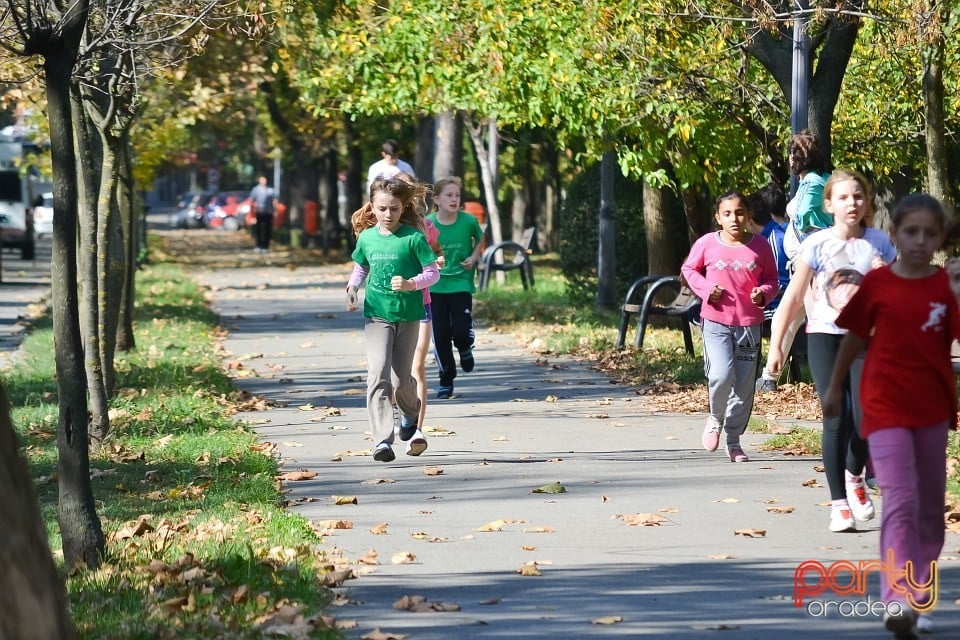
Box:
[681,191,779,462]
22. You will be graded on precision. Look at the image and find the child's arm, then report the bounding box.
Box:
[821,332,867,417]
[345,263,367,311]
[750,239,780,307]
[680,239,722,302]
[767,260,812,375]
[391,262,440,292]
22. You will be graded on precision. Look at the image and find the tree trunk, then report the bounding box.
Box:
[680,184,713,245]
[510,183,527,244]
[598,152,617,310]
[45,30,105,572]
[344,116,364,245]
[319,148,339,252]
[920,3,953,216]
[72,90,109,444]
[117,135,136,352]
[414,115,434,185]
[465,116,502,245]
[0,382,76,639]
[433,111,463,182]
[539,137,560,252]
[643,177,680,277]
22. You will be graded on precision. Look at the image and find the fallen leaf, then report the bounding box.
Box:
[766,505,796,514]
[357,550,379,565]
[545,395,558,402]
[279,470,317,481]
[659,507,679,513]
[477,518,525,532]
[532,481,566,494]
[802,479,823,488]
[522,527,555,534]
[362,478,396,485]
[718,497,740,503]
[282,441,304,447]
[708,553,736,560]
[392,595,461,612]
[319,568,355,587]
[479,598,501,605]
[370,523,388,535]
[493,435,509,442]
[616,513,669,527]
[734,528,767,538]
[517,563,542,576]
[423,466,444,476]
[591,615,624,625]
[521,545,537,551]
[333,495,358,505]
[423,426,455,436]
[390,551,417,564]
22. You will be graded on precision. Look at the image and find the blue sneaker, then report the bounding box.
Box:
[437,385,453,399]
[459,348,475,373]
[372,442,395,462]
[399,416,417,442]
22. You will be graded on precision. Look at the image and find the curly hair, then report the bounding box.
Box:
[351,173,429,238]
[788,129,827,176]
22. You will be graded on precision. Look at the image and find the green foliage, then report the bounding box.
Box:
[558,162,647,306]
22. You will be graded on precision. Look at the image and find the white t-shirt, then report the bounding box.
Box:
[366,159,415,190]
[799,227,897,334]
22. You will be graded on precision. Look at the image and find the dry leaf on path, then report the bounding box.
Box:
[532,481,566,494]
[423,466,444,476]
[358,550,379,565]
[708,554,736,560]
[319,568,355,587]
[477,518,525,532]
[591,616,624,625]
[522,527,554,533]
[370,523,388,535]
[516,563,542,576]
[362,478,396,485]
[390,551,417,564]
[616,513,669,527]
[279,470,317,482]
[802,479,823,488]
[393,595,461,612]
[333,495,358,505]
[734,528,767,538]
[766,505,796,514]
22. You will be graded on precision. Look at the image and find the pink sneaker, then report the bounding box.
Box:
[701,416,722,452]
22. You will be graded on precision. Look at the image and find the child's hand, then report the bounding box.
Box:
[947,259,960,299]
[391,275,412,292]
[436,255,446,268]
[766,346,783,377]
[821,386,842,418]
[345,286,358,312]
[460,256,476,269]
[750,287,764,307]
[708,284,724,303]
[870,254,885,270]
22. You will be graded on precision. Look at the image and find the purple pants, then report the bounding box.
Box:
[868,423,949,611]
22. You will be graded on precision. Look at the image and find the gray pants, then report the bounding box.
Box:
[365,318,421,445]
[701,319,761,445]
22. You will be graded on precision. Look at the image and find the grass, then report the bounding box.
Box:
[8,263,340,640]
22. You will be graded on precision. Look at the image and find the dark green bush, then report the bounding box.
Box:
[559,163,648,306]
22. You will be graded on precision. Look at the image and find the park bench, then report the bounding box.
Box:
[477,226,536,291]
[615,275,701,354]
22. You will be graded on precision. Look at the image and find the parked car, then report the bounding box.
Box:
[170,191,214,229]
[205,191,253,231]
[33,192,54,238]
[0,170,35,259]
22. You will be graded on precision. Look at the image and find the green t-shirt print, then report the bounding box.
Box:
[352,225,437,322]
[427,211,484,294]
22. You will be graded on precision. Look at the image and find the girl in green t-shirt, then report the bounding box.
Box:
[346,176,440,462]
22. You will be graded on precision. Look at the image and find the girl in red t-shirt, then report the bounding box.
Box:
[823,194,960,638]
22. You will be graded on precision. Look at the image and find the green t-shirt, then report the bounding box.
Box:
[427,211,484,294]
[352,224,437,322]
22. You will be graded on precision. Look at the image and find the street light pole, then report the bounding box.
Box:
[790,0,810,196]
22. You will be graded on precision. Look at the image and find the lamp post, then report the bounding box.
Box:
[790,0,810,196]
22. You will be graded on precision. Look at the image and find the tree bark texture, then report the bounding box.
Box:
[920,4,953,216]
[643,177,683,277]
[465,117,502,246]
[414,115,434,185]
[0,382,77,640]
[71,90,109,444]
[432,111,463,183]
[45,35,105,572]
[116,137,136,352]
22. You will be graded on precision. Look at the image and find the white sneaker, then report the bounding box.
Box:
[846,475,876,521]
[829,504,856,532]
[405,430,428,456]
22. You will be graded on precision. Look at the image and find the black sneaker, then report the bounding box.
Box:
[437,385,453,399]
[372,442,395,462]
[459,348,475,373]
[399,416,417,442]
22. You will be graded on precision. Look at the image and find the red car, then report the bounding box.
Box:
[205,191,253,230]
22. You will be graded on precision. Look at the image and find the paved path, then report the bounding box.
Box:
[0,239,51,370]
[196,262,955,639]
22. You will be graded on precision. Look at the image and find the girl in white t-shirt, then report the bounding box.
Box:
[767,169,897,534]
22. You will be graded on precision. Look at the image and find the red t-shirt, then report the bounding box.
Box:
[836,266,960,437]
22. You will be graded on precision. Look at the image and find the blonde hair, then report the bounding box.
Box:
[432,176,463,210]
[351,173,430,237]
[824,168,875,226]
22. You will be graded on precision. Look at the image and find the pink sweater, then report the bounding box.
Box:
[681,231,779,327]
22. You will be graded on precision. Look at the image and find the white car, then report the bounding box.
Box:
[33,192,53,238]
